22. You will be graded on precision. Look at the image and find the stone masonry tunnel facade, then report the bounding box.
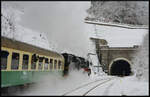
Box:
[92,38,139,76]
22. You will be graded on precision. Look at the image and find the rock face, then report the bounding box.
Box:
[86,1,148,25]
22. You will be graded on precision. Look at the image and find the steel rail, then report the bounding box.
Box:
[83,78,113,96]
[62,77,116,96]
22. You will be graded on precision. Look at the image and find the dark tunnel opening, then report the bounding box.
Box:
[110,60,132,76]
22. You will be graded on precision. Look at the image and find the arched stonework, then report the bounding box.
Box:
[108,57,132,75]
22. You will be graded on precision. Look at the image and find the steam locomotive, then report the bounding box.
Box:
[62,53,91,76]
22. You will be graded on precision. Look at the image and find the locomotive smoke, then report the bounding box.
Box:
[13,1,91,58]
[17,69,91,95]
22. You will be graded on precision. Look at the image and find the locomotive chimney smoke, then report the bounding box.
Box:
[10,1,91,58]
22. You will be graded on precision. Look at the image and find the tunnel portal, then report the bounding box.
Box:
[110,59,132,76]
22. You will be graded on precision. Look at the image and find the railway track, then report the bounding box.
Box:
[62,76,117,96]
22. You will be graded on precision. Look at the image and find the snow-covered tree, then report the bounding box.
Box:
[2,3,24,39]
[86,1,148,25]
[1,2,52,51]
[132,33,149,82]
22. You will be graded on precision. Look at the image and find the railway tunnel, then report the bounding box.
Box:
[109,58,132,76]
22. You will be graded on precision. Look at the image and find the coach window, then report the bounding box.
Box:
[38,57,43,70]
[11,52,19,70]
[44,58,49,70]
[31,54,37,69]
[49,59,53,70]
[58,60,62,70]
[1,50,9,70]
[22,54,29,70]
[54,60,57,69]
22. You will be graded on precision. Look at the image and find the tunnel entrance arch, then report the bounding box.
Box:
[109,58,132,76]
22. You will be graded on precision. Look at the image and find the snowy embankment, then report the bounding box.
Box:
[132,33,149,82]
[86,76,148,96]
[87,36,106,77]
[2,3,51,51]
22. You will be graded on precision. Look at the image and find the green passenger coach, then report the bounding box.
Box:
[1,36,64,88]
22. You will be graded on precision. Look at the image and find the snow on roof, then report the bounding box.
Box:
[85,20,148,47]
[85,20,148,29]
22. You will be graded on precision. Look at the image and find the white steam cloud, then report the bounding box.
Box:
[17,70,91,95]
[7,1,91,57]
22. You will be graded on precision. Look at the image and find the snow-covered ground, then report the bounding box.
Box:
[87,76,148,96]
[60,75,148,96]
[15,73,148,96]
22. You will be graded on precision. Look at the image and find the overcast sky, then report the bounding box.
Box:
[6,1,91,57]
